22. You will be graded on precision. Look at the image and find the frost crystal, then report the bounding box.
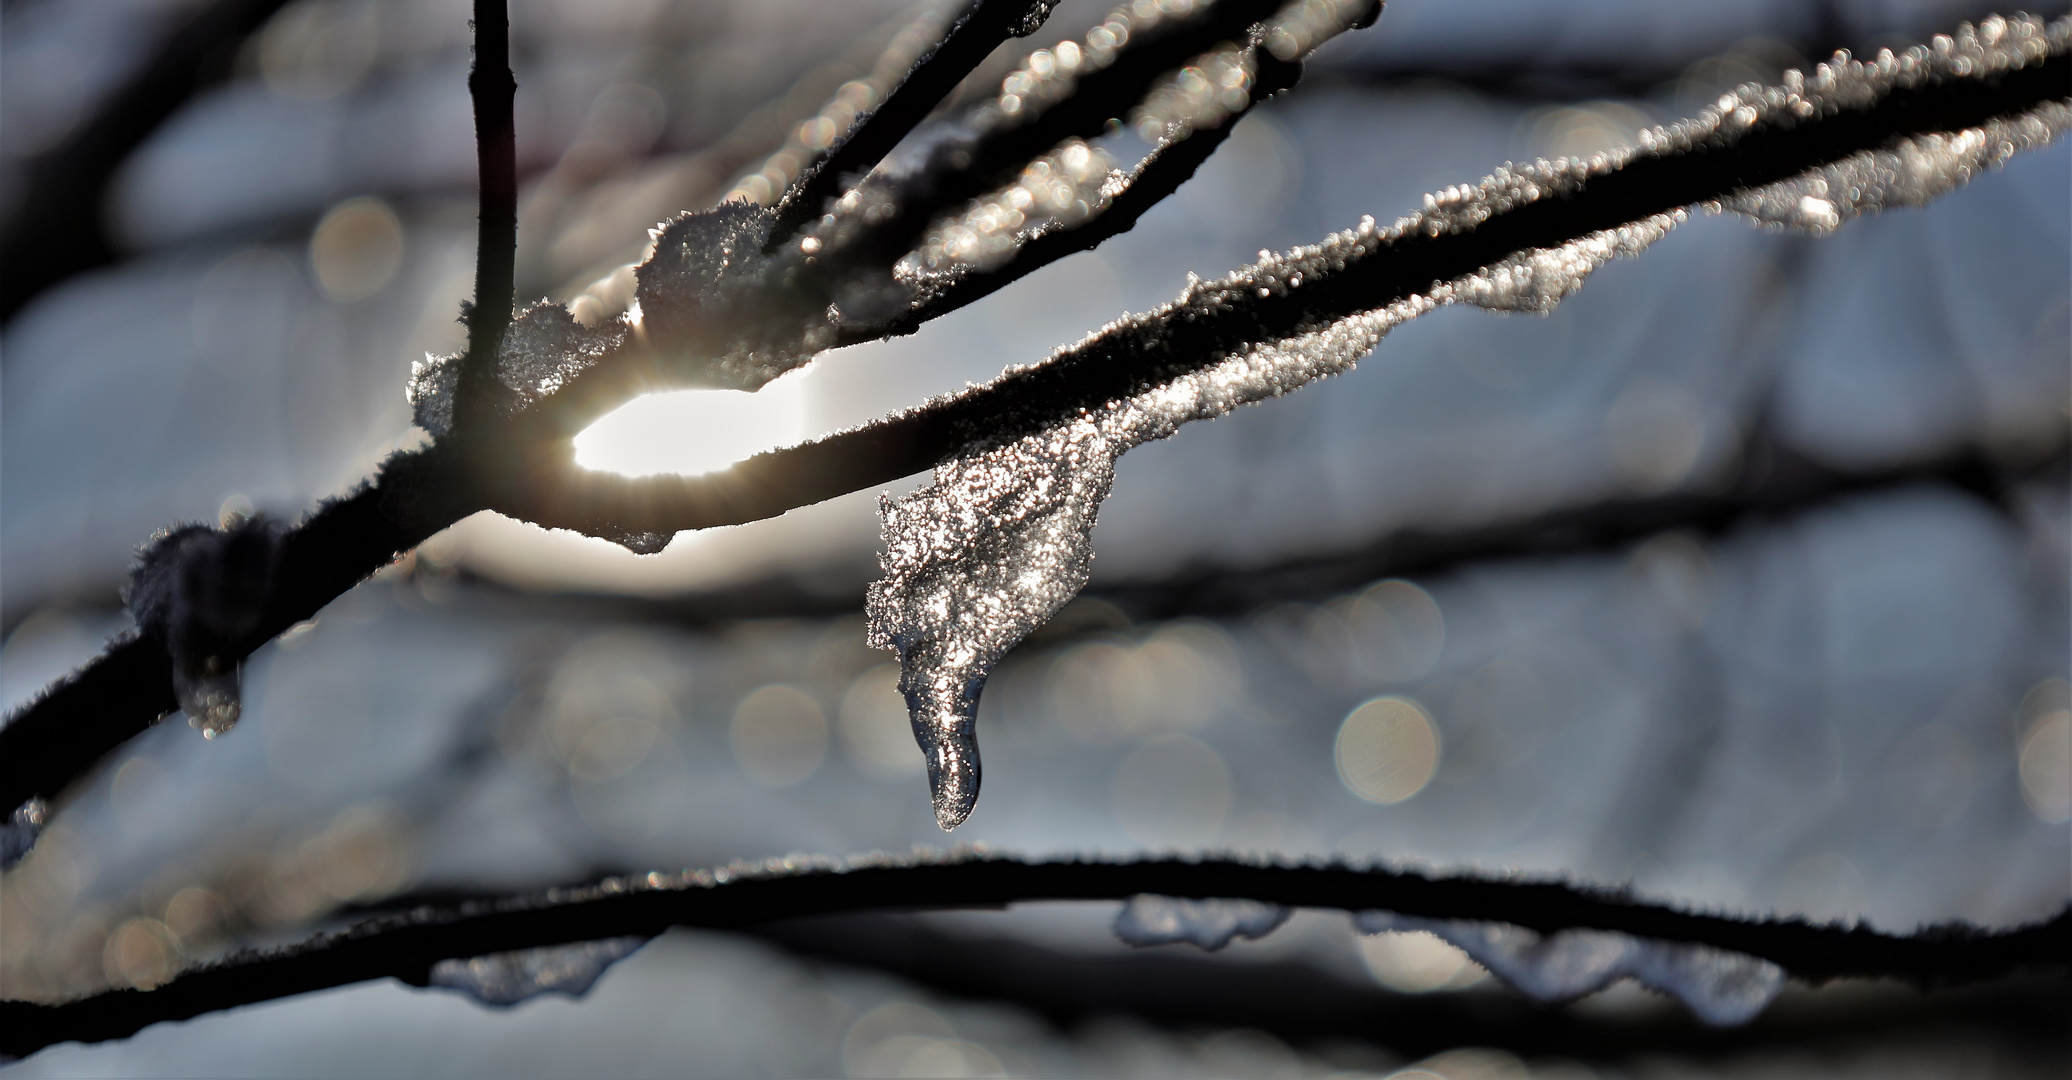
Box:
[1113,893,1292,950]
[869,12,2071,829]
[1354,911,1786,1027]
[426,936,651,1008]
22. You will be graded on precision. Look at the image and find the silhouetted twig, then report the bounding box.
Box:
[0,0,298,325]
[2,851,2064,1056]
[455,0,520,437]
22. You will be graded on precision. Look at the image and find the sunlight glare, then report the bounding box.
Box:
[572,376,808,477]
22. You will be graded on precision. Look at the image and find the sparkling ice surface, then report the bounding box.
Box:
[1355,910,1787,1027]
[868,13,2070,831]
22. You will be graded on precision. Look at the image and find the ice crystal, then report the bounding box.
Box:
[868,12,2070,829]
[1112,893,1291,950]
[427,936,651,1008]
[1354,911,1786,1026]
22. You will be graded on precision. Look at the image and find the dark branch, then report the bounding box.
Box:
[794,0,1294,276]
[3,852,2064,1056]
[455,0,521,437]
[0,0,298,326]
[770,0,1063,247]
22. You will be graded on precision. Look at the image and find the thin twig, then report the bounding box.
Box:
[455,0,520,437]
[2,852,2064,1056]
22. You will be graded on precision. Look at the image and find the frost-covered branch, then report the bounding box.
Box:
[2,851,2063,1055]
[769,0,1067,246]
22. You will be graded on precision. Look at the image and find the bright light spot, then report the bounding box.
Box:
[1358,931,1488,993]
[2020,709,2071,823]
[839,664,923,779]
[1336,696,1440,804]
[572,376,808,477]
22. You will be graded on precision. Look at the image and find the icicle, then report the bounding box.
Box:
[1354,911,1785,1026]
[426,936,651,1008]
[866,418,1119,829]
[1113,894,1292,950]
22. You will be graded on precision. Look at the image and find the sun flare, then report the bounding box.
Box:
[571,376,809,477]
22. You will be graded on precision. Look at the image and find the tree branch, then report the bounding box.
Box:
[503,38,2072,536]
[770,0,1064,247]
[454,0,521,438]
[3,852,2063,1056]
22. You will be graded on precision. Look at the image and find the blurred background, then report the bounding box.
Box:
[2,0,2068,1075]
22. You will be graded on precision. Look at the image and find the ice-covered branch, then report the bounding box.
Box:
[500,15,2070,544]
[769,0,1066,246]
[2,851,2063,1056]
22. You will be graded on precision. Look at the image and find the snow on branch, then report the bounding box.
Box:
[2,851,2064,1056]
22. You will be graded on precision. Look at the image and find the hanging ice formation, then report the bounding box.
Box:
[426,936,653,1008]
[124,516,285,739]
[1353,910,1786,1027]
[869,14,2071,828]
[1112,893,1292,950]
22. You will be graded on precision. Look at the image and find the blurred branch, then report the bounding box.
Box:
[0,0,297,326]
[3,851,2064,1056]
[1094,432,2072,619]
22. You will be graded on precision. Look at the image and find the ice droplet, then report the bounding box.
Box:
[1354,911,1785,1026]
[427,936,651,1008]
[1113,893,1291,950]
